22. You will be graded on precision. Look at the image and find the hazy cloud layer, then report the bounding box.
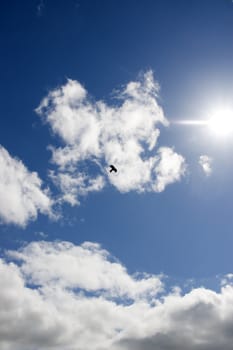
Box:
[0,240,233,350]
[36,71,186,204]
[199,155,212,176]
[0,145,53,226]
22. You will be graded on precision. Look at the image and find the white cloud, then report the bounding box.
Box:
[1,240,233,350]
[0,145,53,227]
[199,155,213,176]
[221,273,233,287]
[36,71,186,204]
[34,231,48,238]
[152,147,186,192]
[8,240,162,300]
[49,171,105,206]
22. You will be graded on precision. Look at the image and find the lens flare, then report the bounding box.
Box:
[208,109,233,137]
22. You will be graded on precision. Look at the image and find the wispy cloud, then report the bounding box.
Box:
[199,155,213,176]
[36,71,186,204]
[37,0,45,16]
[0,240,232,349]
[49,171,105,206]
[34,231,48,238]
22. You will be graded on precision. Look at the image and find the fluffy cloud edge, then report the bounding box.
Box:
[0,145,54,227]
[0,240,233,350]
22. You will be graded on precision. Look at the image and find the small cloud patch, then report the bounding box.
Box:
[199,155,213,176]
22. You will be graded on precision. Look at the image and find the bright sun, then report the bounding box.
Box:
[208,109,233,137]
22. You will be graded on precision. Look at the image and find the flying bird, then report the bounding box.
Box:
[109,165,117,173]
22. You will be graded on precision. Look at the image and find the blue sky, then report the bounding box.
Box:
[1,1,233,349]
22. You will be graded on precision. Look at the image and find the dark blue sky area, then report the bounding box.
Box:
[1,0,233,283]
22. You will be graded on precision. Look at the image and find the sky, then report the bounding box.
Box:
[1,0,233,349]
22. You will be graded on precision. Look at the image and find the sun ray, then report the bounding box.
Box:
[173,108,233,138]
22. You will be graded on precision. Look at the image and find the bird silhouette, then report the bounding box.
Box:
[109,165,117,173]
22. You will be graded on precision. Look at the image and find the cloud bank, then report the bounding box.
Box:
[1,240,233,350]
[36,71,186,204]
[0,145,53,226]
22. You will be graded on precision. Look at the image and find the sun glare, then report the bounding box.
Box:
[208,109,233,137]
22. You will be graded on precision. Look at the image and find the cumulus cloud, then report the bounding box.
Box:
[1,240,233,350]
[0,145,53,227]
[199,155,213,176]
[8,241,162,300]
[36,71,186,204]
